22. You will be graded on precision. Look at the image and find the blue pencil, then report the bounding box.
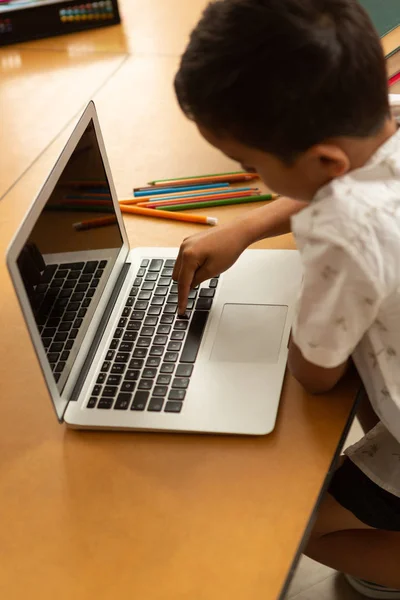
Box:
[133,183,229,197]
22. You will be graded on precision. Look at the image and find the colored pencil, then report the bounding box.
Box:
[120,187,258,204]
[155,194,278,211]
[138,190,261,209]
[148,171,258,185]
[120,204,217,225]
[74,216,117,230]
[389,70,400,87]
[133,183,229,197]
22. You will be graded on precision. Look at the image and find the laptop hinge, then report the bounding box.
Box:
[68,262,131,403]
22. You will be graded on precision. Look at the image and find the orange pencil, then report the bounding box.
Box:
[74,216,117,230]
[120,204,217,225]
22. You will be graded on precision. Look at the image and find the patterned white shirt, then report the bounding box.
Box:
[291,126,400,497]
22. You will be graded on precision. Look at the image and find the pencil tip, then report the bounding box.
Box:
[207,217,218,226]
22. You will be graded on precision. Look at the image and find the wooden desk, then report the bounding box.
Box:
[0,47,360,599]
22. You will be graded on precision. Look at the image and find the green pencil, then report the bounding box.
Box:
[156,194,277,211]
[148,171,249,185]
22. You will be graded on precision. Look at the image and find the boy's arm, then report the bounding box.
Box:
[288,339,349,394]
[173,196,307,313]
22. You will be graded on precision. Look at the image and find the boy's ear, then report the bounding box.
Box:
[306,143,351,178]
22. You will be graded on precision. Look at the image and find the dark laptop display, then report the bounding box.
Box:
[16,120,123,390]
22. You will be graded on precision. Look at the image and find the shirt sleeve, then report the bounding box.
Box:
[292,235,383,368]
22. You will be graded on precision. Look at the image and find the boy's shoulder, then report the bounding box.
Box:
[293,129,400,249]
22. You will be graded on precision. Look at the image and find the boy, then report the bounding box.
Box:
[172,0,400,597]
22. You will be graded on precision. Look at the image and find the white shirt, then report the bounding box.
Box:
[291,126,400,497]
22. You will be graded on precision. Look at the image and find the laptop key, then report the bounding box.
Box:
[62,312,75,322]
[125,369,140,381]
[171,330,185,341]
[127,321,141,331]
[122,307,131,317]
[63,280,76,289]
[87,397,97,409]
[154,287,168,296]
[153,385,168,397]
[68,271,80,280]
[173,320,188,331]
[147,398,164,412]
[121,381,136,393]
[199,288,215,298]
[160,314,174,324]
[209,278,218,288]
[119,342,133,352]
[65,340,74,350]
[156,374,171,385]
[142,281,155,291]
[168,389,186,401]
[167,341,181,352]
[176,364,193,377]
[48,352,60,363]
[55,362,66,373]
[75,283,88,292]
[92,385,102,396]
[164,352,178,362]
[131,391,149,411]
[134,301,148,311]
[132,348,148,358]
[99,260,107,269]
[71,292,84,302]
[158,277,171,287]
[97,373,106,384]
[106,350,115,361]
[131,311,145,320]
[133,278,142,287]
[137,337,151,348]
[98,398,113,409]
[41,264,58,284]
[43,327,57,338]
[123,331,138,342]
[101,361,111,372]
[154,335,167,345]
[114,393,131,410]
[129,287,138,297]
[151,297,165,306]
[172,377,189,389]
[90,278,100,288]
[86,288,95,298]
[50,342,63,353]
[149,259,163,272]
[149,346,164,357]
[140,259,149,267]
[111,363,126,374]
[118,318,127,328]
[145,272,158,282]
[42,338,52,348]
[164,401,183,413]
[163,305,176,315]
[59,322,72,332]
[148,306,161,316]
[161,268,173,277]
[102,386,118,397]
[138,291,152,301]
[110,339,119,350]
[94,269,103,278]
[138,379,153,391]
[115,352,130,363]
[157,325,171,335]
[83,261,98,274]
[160,363,175,374]
[60,350,70,361]
[137,268,145,277]
[129,358,144,369]
[141,327,155,337]
[125,297,134,307]
[146,357,161,367]
[165,259,176,268]
[180,310,208,363]
[167,295,178,304]
[79,273,93,284]
[113,327,124,338]
[69,329,78,340]
[142,368,157,379]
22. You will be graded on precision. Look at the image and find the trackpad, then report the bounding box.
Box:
[210,303,287,363]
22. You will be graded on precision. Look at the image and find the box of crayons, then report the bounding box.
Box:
[0,0,120,47]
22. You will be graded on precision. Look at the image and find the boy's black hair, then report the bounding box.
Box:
[174,0,390,164]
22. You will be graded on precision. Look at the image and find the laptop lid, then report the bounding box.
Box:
[7,102,130,421]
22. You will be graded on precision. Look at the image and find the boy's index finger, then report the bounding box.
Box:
[177,258,199,315]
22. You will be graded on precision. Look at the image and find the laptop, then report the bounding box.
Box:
[6,102,302,435]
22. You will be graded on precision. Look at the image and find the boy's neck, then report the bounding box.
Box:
[341,117,397,171]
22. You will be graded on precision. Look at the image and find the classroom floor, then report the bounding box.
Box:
[285,417,365,600]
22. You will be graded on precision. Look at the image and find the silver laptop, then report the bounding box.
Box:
[7,102,302,435]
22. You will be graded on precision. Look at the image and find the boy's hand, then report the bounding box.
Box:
[173,223,249,314]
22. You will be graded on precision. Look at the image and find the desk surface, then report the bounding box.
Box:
[0,4,364,599]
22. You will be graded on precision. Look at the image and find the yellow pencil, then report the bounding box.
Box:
[120,204,217,225]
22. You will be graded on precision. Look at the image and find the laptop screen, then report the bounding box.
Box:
[16,119,123,391]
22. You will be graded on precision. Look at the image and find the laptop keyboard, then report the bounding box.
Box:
[87,258,218,414]
[35,260,108,381]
